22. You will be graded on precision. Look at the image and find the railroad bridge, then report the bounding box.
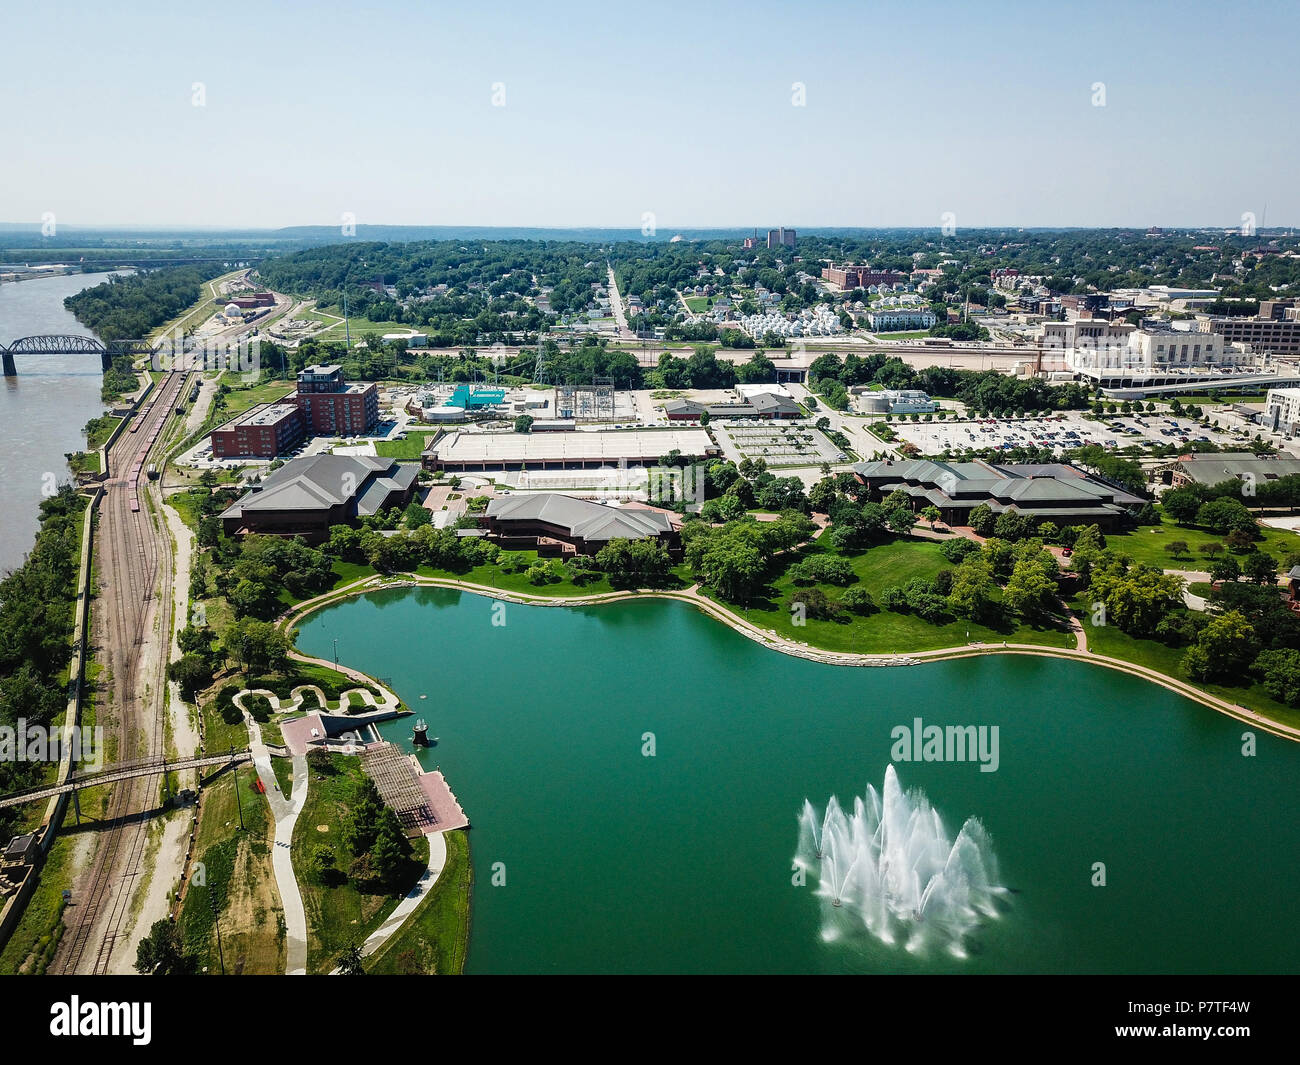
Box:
[1,334,156,376]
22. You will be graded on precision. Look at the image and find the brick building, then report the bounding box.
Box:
[210,402,305,459]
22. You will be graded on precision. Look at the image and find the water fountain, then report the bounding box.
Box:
[796,765,1006,958]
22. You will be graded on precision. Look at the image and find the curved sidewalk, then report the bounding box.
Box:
[243,711,309,975]
[282,573,1300,745]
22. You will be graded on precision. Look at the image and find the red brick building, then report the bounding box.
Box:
[821,264,906,289]
[289,364,379,436]
[210,402,305,459]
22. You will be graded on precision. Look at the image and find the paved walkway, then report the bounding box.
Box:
[330,832,448,973]
[244,712,309,975]
[281,572,1300,744]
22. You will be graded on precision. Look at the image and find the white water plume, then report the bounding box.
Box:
[796,765,1006,958]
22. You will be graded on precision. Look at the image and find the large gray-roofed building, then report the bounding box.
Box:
[852,457,1144,530]
[221,453,418,540]
[422,427,719,473]
[485,493,679,555]
[1164,451,1300,488]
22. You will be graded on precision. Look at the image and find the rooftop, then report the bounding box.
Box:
[487,493,674,541]
[425,427,715,463]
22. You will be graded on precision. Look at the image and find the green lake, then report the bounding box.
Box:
[296,586,1300,974]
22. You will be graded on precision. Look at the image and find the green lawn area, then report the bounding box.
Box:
[303,313,422,346]
[1106,515,1300,570]
[215,376,296,420]
[375,434,437,460]
[873,330,930,340]
[1068,595,1300,732]
[683,295,712,313]
[366,829,471,974]
[727,536,1075,654]
[292,753,428,974]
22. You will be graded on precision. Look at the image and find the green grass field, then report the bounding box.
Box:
[1068,595,1300,731]
[729,537,1074,654]
[374,433,438,460]
[292,753,428,973]
[366,829,471,974]
[872,330,931,340]
[215,377,296,421]
[1105,515,1300,570]
[302,312,422,346]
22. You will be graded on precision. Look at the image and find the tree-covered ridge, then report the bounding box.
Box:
[63,264,224,343]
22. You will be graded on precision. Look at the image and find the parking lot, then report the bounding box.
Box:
[716,422,847,467]
[889,411,1249,457]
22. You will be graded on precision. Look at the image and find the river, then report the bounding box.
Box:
[0,271,123,572]
[297,587,1300,975]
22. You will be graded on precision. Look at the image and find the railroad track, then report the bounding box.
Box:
[56,369,192,975]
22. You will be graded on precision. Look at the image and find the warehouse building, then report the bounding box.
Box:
[663,391,801,421]
[422,427,719,473]
[220,454,418,540]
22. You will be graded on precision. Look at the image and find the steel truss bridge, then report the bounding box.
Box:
[0,750,253,810]
[0,334,159,376]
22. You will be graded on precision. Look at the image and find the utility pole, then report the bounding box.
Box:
[231,747,245,831]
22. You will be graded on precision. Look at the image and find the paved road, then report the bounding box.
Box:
[605,264,635,339]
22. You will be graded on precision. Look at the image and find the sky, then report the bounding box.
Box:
[3,0,1298,231]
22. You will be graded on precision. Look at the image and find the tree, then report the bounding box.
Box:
[1164,540,1191,560]
[223,618,289,677]
[338,941,367,975]
[885,507,915,536]
[1003,558,1059,618]
[920,505,941,529]
[1253,648,1300,707]
[839,587,875,615]
[1198,541,1225,560]
[403,501,432,528]
[594,537,673,588]
[1209,555,1241,584]
[946,556,997,622]
[1195,497,1257,538]
[1241,550,1279,586]
[134,919,190,975]
[1160,488,1203,525]
[1183,610,1256,682]
[514,414,534,433]
[1088,558,1185,638]
[968,503,995,536]
[788,587,839,621]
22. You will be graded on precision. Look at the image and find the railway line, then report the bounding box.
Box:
[55,369,192,975]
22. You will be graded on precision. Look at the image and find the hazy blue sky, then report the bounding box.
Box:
[4,0,1297,230]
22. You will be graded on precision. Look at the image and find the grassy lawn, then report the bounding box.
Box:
[214,376,296,421]
[728,537,1074,654]
[271,756,293,797]
[366,828,471,974]
[292,753,428,974]
[374,434,437,460]
[303,314,421,345]
[177,767,284,974]
[873,330,931,340]
[202,694,249,756]
[0,829,73,974]
[1106,515,1300,570]
[409,557,695,599]
[683,295,712,313]
[1070,595,1300,732]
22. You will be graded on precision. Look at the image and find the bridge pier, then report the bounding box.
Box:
[101,350,113,373]
[2,351,14,377]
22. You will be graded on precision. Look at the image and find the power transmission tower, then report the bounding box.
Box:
[533,332,552,385]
